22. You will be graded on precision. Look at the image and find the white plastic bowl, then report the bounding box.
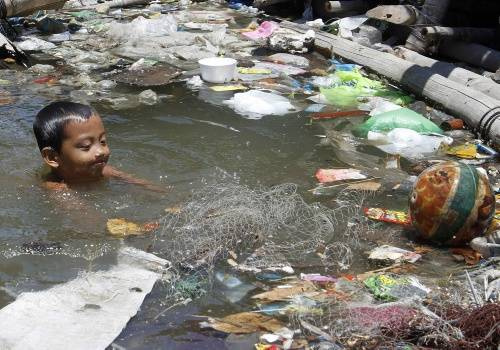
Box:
[198,57,237,84]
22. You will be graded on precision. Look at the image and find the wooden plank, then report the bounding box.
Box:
[281,21,500,148]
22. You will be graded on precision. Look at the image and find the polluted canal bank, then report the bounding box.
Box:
[0,0,499,349]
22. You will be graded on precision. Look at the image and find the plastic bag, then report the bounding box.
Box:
[358,97,402,116]
[336,70,384,89]
[329,59,357,72]
[353,108,443,138]
[364,274,430,301]
[107,14,177,41]
[17,36,56,51]
[319,70,388,107]
[267,53,309,68]
[224,90,296,119]
[368,128,452,158]
[310,76,339,88]
[335,15,369,39]
[320,85,367,107]
[242,21,279,40]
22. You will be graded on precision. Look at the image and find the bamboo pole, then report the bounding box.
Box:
[0,0,67,17]
[325,0,368,13]
[253,0,290,8]
[421,27,496,45]
[439,40,500,72]
[366,5,419,25]
[394,46,500,101]
[280,21,500,148]
[405,0,451,53]
[312,0,369,19]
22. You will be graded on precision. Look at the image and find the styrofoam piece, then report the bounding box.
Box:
[198,57,237,83]
[0,247,170,350]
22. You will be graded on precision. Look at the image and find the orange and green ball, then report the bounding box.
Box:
[409,161,495,246]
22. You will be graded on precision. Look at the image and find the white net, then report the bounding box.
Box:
[151,183,372,298]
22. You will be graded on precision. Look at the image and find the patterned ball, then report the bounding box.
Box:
[409,161,495,246]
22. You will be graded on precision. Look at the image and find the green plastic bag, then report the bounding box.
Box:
[320,70,413,107]
[320,71,382,107]
[336,70,384,89]
[374,90,413,105]
[364,274,430,301]
[352,108,443,138]
[320,85,368,107]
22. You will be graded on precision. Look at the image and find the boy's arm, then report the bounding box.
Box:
[103,165,167,193]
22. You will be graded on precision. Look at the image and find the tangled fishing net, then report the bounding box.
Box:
[151,183,371,300]
[300,294,500,350]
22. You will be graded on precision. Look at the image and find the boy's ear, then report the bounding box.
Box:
[40,147,60,169]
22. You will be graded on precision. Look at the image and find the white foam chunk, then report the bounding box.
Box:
[0,247,170,350]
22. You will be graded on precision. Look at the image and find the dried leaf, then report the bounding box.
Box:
[210,85,247,92]
[227,258,238,267]
[413,245,434,255]
[445,144,477,159]
[165,206,181,214]
[450,247,481,265]
[201,312,284,334]
[143,221,159,232]
[33,76,58,84]
[238,68,272,74]
[346,181,381,192]
[106,218,144,237]
[387,264,416,274]
[252,281,317,302]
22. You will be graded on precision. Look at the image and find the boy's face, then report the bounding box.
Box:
[54,114,110,183]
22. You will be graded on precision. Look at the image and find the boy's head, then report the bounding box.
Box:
[33,101,110,183]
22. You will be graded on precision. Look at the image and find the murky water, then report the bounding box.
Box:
[0,68,346,346]
[0,21,465,350]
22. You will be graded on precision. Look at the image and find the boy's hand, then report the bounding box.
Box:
[43,181,69,191]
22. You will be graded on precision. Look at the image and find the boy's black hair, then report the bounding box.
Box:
[33,101,95,152]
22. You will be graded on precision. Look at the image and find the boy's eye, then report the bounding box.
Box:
[100,139,107,146]
[77,144,91,150]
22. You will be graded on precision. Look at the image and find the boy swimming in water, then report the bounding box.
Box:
[33,101,163,191]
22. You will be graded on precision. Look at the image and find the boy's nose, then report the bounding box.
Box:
[95,145,109,158]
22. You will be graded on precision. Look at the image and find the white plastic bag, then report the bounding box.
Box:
[359,97,402,116]
[368,128,453,158]
[224,90,296,119]
[107,14,177,41]
[267,53,310,68]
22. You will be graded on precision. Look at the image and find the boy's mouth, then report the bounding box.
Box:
[92,159,107,168]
